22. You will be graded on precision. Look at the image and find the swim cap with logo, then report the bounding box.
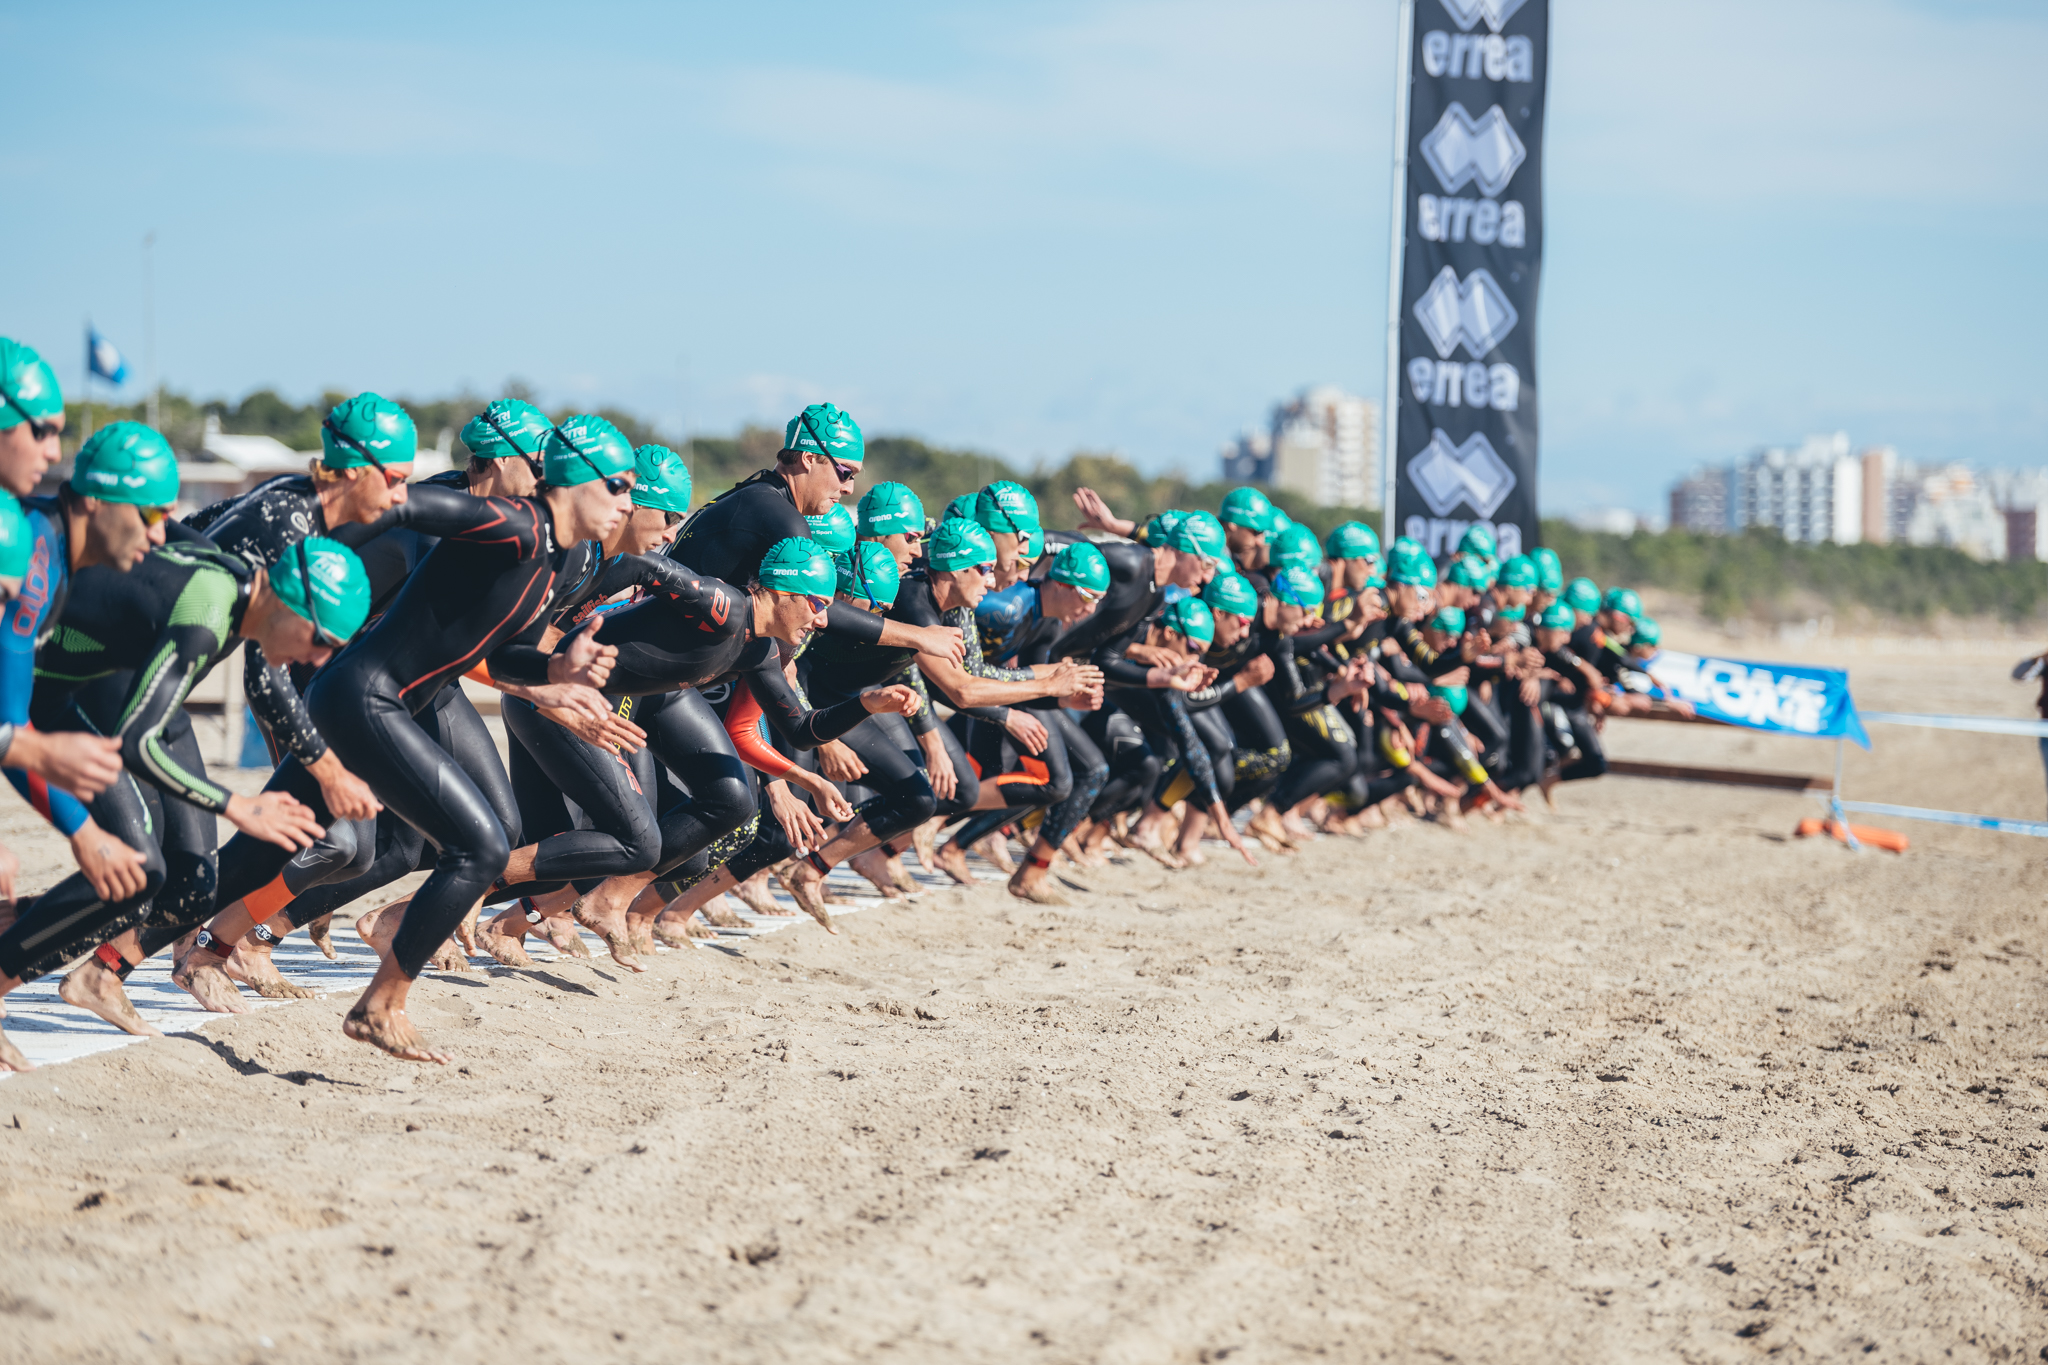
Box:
[1602,586,1643,619]
[1447,555,1490,589]
[1143,509,1188,545]
[543,414,636,487]
[1428,605,1466,634]
[1386,546,1438,589]
[320,392,417,471]
[631,444,692,515]
[943,494,977,524]
[460,398,552,464]
[857,481,924,537]
[72,422,179,506]
[1457,525,1497,559]
[784,402,864,466]
[270,536,372,645]
[1269,522,1322,573]
[1630,617,1661,648]
[0,338,62,430]
[928,517,998,571]
[1165,596,1215,648]
[1219,486,1279,533]
[1049,540,1111,594]
[1272,566,1326,610]
[1530,547,1563,593]
[1168,511,1230,567]
[839,541,902,608]
[974,480,1041,536]
[1326,520,1381,561]
[1537,601,1576,631]
[757,537,836,596]
[805,502,857,555]
[1564,577,1602,614]
[0,493,29,581]
[1499,554,1537,589]
[1203,572,1259,618]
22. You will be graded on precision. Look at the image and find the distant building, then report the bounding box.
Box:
[1572,508,1641,536]
[1219,385,1378,508]
[1668,467,1730,534]
[1731,432,1864,546]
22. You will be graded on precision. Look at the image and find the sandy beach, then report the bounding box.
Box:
[0,638,2043,1363]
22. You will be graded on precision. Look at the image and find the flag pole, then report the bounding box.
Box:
[1380,0,1414,546]
[143,232,159,432]
[81,320,93,442]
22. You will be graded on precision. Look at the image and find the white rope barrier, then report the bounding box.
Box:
[1860,711,2048,738]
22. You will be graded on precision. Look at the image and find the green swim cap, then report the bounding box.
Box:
[1021,526,1045,560]
[1049,540,1111,595]
[757,536,836,596]
[1430,683,1470,715]
[1497,604,1526,622]
[72,422,179,506]
[1631,616,1661,648]
[460,398,552,464]
[1447,554,1490,589]
[1270,522,1322,573]
[1602,586,1643,620]
[785,402,864,466]
[270,536,371,645]
[321,392,417,471]
[1530,547,1563,593]
[1564,577,1601,614]
[1500,554,1537,590]
[1457,525,1497,559]
[1428,605,1466,634]
[0,338,62,429]
[1168,511,1229,566]
[1537,601,1576,631]
[1143,509,1188,545]
[1364,568,1386,590]
[0,493,30,580]
[805,502,857,555]
[838,541,902,608]
[943,494,977,524]
[544,414,635,487]
[974,480,1040,535]
[1203,572,1259,618]
[1165,596,1215,648]
[857,481,924,537]
[631,444,692,515]
[1387,547,1437,589]
[1219,486,1278,533]
[1272,566,1325,610]
[1326,520,1381,561]
[928,517,998,571]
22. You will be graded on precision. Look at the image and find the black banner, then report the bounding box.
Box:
[1389,0,1547,560]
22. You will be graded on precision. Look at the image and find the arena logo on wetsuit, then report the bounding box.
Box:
[1646,650,1870,747]
[1389,0,1547,562]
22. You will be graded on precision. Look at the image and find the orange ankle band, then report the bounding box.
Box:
[245,874,295,924]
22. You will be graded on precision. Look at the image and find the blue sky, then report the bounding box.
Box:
[3,0,2043,515]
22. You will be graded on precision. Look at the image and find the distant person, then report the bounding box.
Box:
[2017,650,2048,811]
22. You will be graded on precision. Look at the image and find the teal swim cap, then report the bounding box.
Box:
[943,494,977,524]
[1387,546,1438,589]
[72,422,179,506]
[0,338,62,430]
[1537,601,1576,631]
[1364,568,1386,590]
[1564,577,1602,614]
[631,444,692,515]
[1530,547,1563,593]
[1602,586,1643,620]
[270,536,371,645]
[1269,522,1322,573]
[1447,554,1490,589]
[757,536,836,596]
[1496,604,1526,622]
[784,402,864,466]
[544,414,636,487]
[857,481,924,537]
[1168,511,1230,566]
[460,398,551,464]
[838,541,902,608]
[805,502,857,555]
[928,517,998,572]
[1326,520,1381,561]
[1021,526,1045,560]
[1143,509,1188,545]
[1203,572,1259,618]
[1631,616,1661,648]
[1500,554,1537,590]
[1049,540,1111,595]
[1457,525,1497,559]
[1428,605,1466,634]
[1272,566,1326,610]
[1165,596,1215,648]
[321,392,417,471]
[1430,683,1470,715]
[0,493,29,580]
[1219,486,1278,533]
[974,480,1041,536]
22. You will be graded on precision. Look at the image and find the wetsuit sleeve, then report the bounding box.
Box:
[240,640,327,765]
[741,651,872,749]
[1093,627,1155,689]
[484,612,556,688]
[0,618,90,836]
[949,609,1035,682]
[1165,692,1221,807]
[113,577,239,813]
[587,551,698,604]
[903,666,940,737]
[725,682,797,778]
[824,601,886,645]
[352,483,545,556]
[1392,621,1468,679]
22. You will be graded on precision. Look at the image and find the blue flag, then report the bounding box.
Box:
[1645,649,1870,749]
[86,327,129,385]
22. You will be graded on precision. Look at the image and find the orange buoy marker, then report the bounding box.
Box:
[1795,817,1909,853]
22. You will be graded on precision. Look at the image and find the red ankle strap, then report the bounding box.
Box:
[94,942,135,980]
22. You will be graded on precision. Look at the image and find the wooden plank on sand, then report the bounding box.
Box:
[1608,759,1827,792]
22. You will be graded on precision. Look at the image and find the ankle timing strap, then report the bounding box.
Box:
[193,928,234,962]
[520,897,543,925]
[806,851,832,875]
[93,943,135,980]
[1028,852,1053,869]
[250,922,283,946]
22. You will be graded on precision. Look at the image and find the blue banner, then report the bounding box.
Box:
[1644,649,1869,748]
[87,327,128,384]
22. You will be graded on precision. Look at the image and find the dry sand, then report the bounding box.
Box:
[0,640,2044,1363]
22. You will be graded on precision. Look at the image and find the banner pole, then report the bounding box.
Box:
[1379,0,1413,545]
[1831,737,1861,851]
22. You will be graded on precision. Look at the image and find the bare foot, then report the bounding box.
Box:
[477,910,535,968]
[732,873,793,917]
[1538,769,1561,810]
[909,817,939,875]
[224,940,314,1000]
[305,914,337,960]
[847,848,905,900]
[625,916,659,957]
[354,904,402,962]
[428,939,473,973]
[572,896,645,972]
[652,914,704,946]
[784,866,839,934]
[536,911,591,958]
[455,905,482,957]
[0,1028,32,1072]
[168,956,250,1016]
[970,832,1016,874]
[702,896,746,928]
[343,1003,449,1065]
[1007,867,1070,906]
[60,959,164,1035]
[933,840,975,887]
[884,851,922,896]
